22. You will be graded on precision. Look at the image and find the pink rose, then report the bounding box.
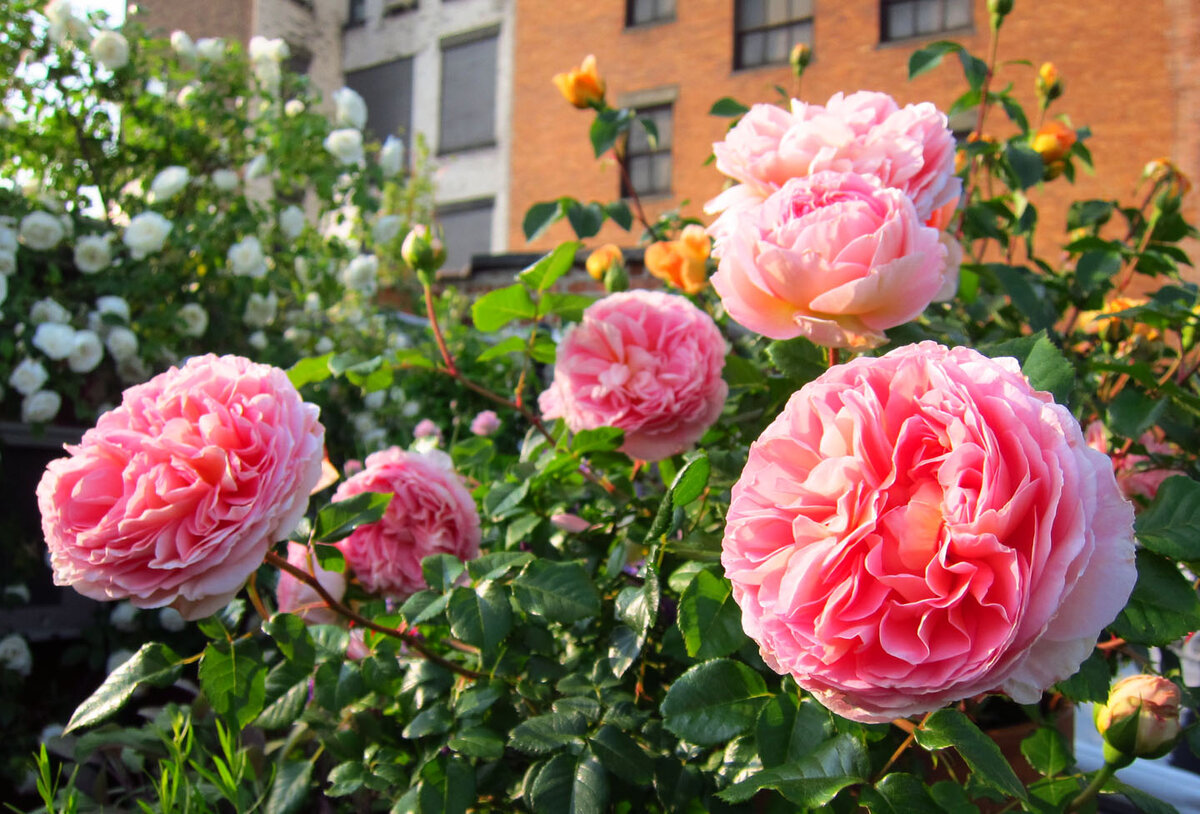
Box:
[470,410,501,437]
[276,542,346,625]
[37,355,325,620]
[334,448,480,599]
[1085,421,1181,503]
[550,513,593,533]
[538,290,728,462]
[722,342,1136,723]
[413,418,441,441]
[710,171,952,349]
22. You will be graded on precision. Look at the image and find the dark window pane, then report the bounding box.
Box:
[658,0,676,18]
[882,0,969,41]
[439,33,498,153]
[916,0,939,32]
[737,0,765,29]
[345,56,414,148]
[740,31,765,66]
[887,2,915,39]
[437,200,493,273]
[765,0,790,24]
[735,0,812,69]
[766,26,789,63]
[348,0,366,25]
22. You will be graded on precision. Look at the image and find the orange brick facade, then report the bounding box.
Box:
[131,0,254,41]
[509,0,1196,262]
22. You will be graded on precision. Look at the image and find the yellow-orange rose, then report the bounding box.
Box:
[586,244,624,281]
[552,55,605,109]
[645,226,711,294]
[1032,120,1076,163]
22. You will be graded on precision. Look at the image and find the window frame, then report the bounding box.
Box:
[732,0,815,71]
[879,0,972,43]
[620,103,673,200]
[625,0,675,28]
[437,26,500,155]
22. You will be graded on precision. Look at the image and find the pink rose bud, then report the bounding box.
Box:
[275,542,346,625]
[413,418,441,441]
[344,458,364,477]
[470,410,501,437]
[1095,675,1183,762]
[550,513,592,533]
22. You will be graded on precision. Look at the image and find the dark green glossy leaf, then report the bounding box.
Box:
[589,725,652,785]
[915,708,1027,801]
[1020,726,1072,777]
[419,755,474,814]
[678,569,745,659]
[908,40,962,79]
[513,560,601,623]
[66,642,182,732]
[509,711,588,754]
[264,613,316,670]
[449,726,506,760]
[710,97,750,117]
[567,201,605,239]
[756,693,834,769]
[660,659,770,746]
[670,453,710,506]
[422,553,466,593]
[718,734,868,806]
[1134,476,1200,562]
[1112,549,1200,646]
[199,638,267,729]
[447,583,512,654]
[524,199,565,242]
[265,760,312,814]
[314,491,392,543]
[860,773,941,814]
[1021,334,1073,405]
[1005,143,1045,189]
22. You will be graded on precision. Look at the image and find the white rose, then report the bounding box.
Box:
[372,214,403,245]
[150,166,189,202]
[110,601,139,632]
[68,330,104,373]
[0,633,31,677]
[210,169,239,191]
[249,35,289,64]
[284,99,305,117]
[341,254,379,295]
[253,59,282,94]
[90,30,130,71]
[333,87,368,130]
[279,205,306,239]
[22,389,61,424]
[243,291,278,328]
[314,336,335,354]
[363,390,386,409]
[105,326,139,361]
[244,154,269,179]
[159,607,186,632]
[96,295,131,323]
[31,297,71,325]
[248,330,268,350]
[0,274,6,308]
[32,322,76,360]
[0,250,14,277]
[196,37,225,62]
[323,128,364,166]
[46,0,89,44]
[123,211,172,259]
[177,303,208,337]
[0,225,16,253]
[228,235,267,278]
[74,233,112,273]
[9,358,48,396]
[19,211,65,251]
[170,30,196,63]
[303,292,321,313]
[379,136,405,176]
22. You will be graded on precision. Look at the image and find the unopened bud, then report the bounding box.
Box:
[1095,675,1183,764]
[604,260,629,292]
[1036,62,1063,107]
[586,244,624,282]
[987,0,1014,29]
[401,225,446,284]
[789,43,812,78]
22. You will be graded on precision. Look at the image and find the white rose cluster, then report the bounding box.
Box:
[210,169,239,192]
[243,291,279,328]
[279,205,306,239]
[74,233,112,273]
[333,87,368,131]
[150,166,190,202]
[342,254,379,296]
[228,235,268,278]
[177,303,209,337]
[123,211,172,259]
[379,136,405,177]
[0,222,16,276]
[249,36,289,94]
[90,29,130,71]
[324,129,364,166]
[19,211,65,251]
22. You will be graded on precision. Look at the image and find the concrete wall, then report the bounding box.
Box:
[253,0,345,97]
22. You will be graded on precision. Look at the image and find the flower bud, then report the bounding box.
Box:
[1036,62,1063,107]
[586,244,624,281]
[789,43,812,78]
[401,225,446,284]
[552,55,606,110]
[1094,675,1183,763]
[987,0,1014,28]
[603,260,629,293]
[1031,120,1076,164]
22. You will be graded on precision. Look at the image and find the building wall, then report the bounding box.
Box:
[253,0,345,96]
[509,0,1190,263]
[130,0,254,41]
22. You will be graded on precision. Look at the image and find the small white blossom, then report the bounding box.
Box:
[279,205,306,239]
[170,30,196,63]
[363,390,386,409]
[0,250,14,276]
[96,295,131,323]
[303,292,321,313]
[9,359,48,396]
[248,330,268,350]
[243,291,278,328]
[0,633,31,677]
[210,169,239,191]
[324,128,364,166]
[90,30,130,71]
[105,326,139,361]
[228,235,267,278]
[74,233,113,273]
[379,136,405,176]
[178,303,208,337]
[244,154,269,179]
[401,400,420,418]
[150,166,190,202]
[195,37,225,62]
[159,607,186,632]
[283,326,311,346]
[68,330,104,373]
[31,297,71,325]
[314,336,334,354]
[249,35,289,64]
[110,601,139,632]
[145,77,167,96]
[45,0,90,44]
[294,256,321,286]
[0,225,16,253]
[341,254,379,295]
[333,87,368,130]
[284,99,305,117]
[32,322,76,360]
[123,211,172,259]
[22,389,62,424]
[19,211,65,251]
[373,214,403,245]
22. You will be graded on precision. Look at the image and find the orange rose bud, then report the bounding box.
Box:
[789,43,812,78]
[586,244,624,281]
[1036,62,1063,106]
[1031,120,1076,164]
[552,54,606,110]
[1144,157,1192,198]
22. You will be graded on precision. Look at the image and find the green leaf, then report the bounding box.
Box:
[1112,549,1200,646]
[915,708,1027,801]
[767,337,826,383]
[265,760,312,814]
[541,292,593,322]
[615,564,659,638]
[677,569,745,659]
[255,672,309,729]
[199,638,268,729]
[989,265,1057,333]
[326,761,365,796]
[523,199,565,242]
[860,773,941,814]
[670,454,710,506]
[710,97,750,117]
[471,283,537,332]
[314,544,346,574]
[571,426,624,454]
[476,335,527,362]
[314,491,392,543]
[1055,648,1111,703]
[756,694,834,769]
[607,625,645,678]
[66,642,182,732]
[400,591,449,625]
[422,553,466,593]
[264,613,316,670]
[908,40,962,79]
[447,584,512,654]
[519,241,581,291]
[1075,250,1122,295]
[509,711,588,754]
[287,353,334,389]
[957,50,989,91]
[590,108,632,158]
[589,725,652,785]
[1135,476,1200,561]
[419,755,474,814]
[1067,199,1116,231]
[467,551,534,582]
[1107,388,1166,440]
[605,201,634,231]
[718,734,868,806]
[567,201,606,240]
[485,478,530,520]
[1005,143,1046,189]
[513,560,602,623]
[403,701,454,738]
[1101,777,1182,814]
[530,752,608,814]
[660,659,770,746]
[1021,335,1074,404]
[1020,726,1072,777]
[448,726,506,760]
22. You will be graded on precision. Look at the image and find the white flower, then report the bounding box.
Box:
[90,30,130,71]
[196,37,225,62]
[373,214,403,245]
[110,601,139,632]
[228,235,267,278]
[324,128,364,166]
[19,211,65,250]
[105,326,139,361]
[123,212,172,259]
[9,359,48,396]
[253,59,282,94]
[363,390,386,409]
[244,154,269,180]
[249,35,289,64]
[45,0,89,44]
[74,234,112,274]
[379,136,405,176]
[333,87,368,130]
[145,77,167,96]
[279,205,306,239]
[178,303,208,337]
[170,30,196,63]
[68,330,104,373]
[176,84,197,107]
[0,274,6,308]
[31,297,71,325]
[0,633,31,677]
[159,607,186,632]
[210,169,239,191]
[284,99,305,117]
[150,166,189,202]
[283,326,311,346]
[0,250,14,277]
[0,225,16,253]
[314,336,334,354]
[341,254,379,295]
[303,292,321,313]
[401,400,420,418]
[248,330,268,350]
[243,291,278,327]
[22,389,61,424]
[32,322,76,360]
[96,295,130,323]
[106,649,134,675]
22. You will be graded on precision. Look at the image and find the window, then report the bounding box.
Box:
[285,45,312,77]
[436,199,494,273]
[439,28,499,154]
[734,0,813,70]
[347,0,366,27]
[345,57,414,151]
[384,0,417,15]
[622,104,672,198]
[880,0,970,41]
[626,0,674,26]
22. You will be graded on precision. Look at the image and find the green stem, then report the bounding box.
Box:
[1068,762,1118,812]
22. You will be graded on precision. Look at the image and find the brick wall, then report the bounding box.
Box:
[129,0,254,41]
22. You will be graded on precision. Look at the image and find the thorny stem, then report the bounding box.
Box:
[264,550,484,680]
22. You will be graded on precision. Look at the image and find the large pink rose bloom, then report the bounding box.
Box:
[711,171,952,349]
[722,342,1136,723]
[38,354,326,620]
[334,448,480,599]
[709,90,960,224]
[538,290,728,461]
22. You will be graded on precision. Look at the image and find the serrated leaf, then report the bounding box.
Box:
[767,337,826,383]
[314,491,392,543]
[467,551,534,582]
[1107,388,1166,440]
[265,760,312,814]
[520,241,581,291]
[915,708,1027,801]
[326,761,365,796]
[1075,250,1122,295]
[523,200,565,242]
[403,701,454,738]
[615,564,659,638]
[476,335,526,362]
[1054,648,1111,703]
[1021,335,1073,404]
[448,726,506,760]
[471,283,537,331]
[423,553,466,592]
[755,694,834,769]
[607,625,644,678]
[541,292,593,322]
[447,584,512,654]
[510,711,588,754]
[1006,143,1046,189]
[513,560,601,623]
[571,426,624,454]
[710,97,750,117]
[670,454,710,506]
[264,613,316,670]
[419,755,474,814]
[1135,476,1200,561]
[1112,549,1200,646]
[400,591,449,625]
[66,643,182,732]
[718,734,868,806]
[199,638,267,729]
[677,569,745,659]
[256,675,309,729]
[287,353,334,389]
[1020,726,1072,777]
[530,751,608,814]
[589,725,652,785]
[860,772,941,814]
[660,659,769,746]
[909,40,962,79]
